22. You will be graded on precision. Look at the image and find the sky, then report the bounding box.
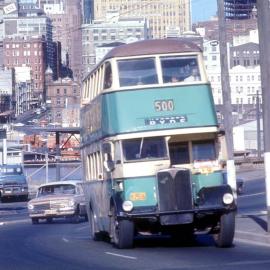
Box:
[192,0,217,23]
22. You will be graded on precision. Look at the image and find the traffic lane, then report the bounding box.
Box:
[237,178,266,215]
[0,201,29,223]
[2,221,270,270]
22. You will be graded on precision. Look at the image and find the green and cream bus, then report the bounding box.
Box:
[80,39,236,249]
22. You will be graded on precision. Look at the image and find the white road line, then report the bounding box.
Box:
[75,225,89,231]
[105,252,137,260]
[62,237,69,243]
[240,192,265,198]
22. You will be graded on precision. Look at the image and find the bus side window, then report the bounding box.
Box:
[103,62,112,89]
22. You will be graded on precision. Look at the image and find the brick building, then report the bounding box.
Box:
[46,73,80,126]
[3,36,46,105]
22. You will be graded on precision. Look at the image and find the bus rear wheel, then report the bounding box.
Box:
[213,211,235,248]
[110,209,134,249]
[89,208,102,241]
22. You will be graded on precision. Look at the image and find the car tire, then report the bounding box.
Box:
[70,211,80,223]
[110,207,134,249]
[46,218,53,223]
[213,211,235,248]
[31,218,39,225]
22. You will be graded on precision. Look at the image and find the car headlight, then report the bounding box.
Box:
[28,203,34,210]
[223,193,234,205]
[122,200,133,212]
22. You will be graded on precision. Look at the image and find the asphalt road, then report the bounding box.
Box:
[1,169,270,270]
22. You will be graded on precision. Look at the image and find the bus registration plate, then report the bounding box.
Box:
[130,192,146,201]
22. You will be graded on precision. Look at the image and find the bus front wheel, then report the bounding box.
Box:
[110,209,134,249]
[213,211,235,248]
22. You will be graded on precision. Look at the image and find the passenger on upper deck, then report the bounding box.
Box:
[184,66,201,82]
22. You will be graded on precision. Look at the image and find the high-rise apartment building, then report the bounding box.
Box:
[93,0,191,39]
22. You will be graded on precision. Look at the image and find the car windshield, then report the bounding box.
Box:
[38,184,76,197]
[122,137,168,162]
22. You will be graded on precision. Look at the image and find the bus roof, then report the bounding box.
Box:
[103,39,201,60]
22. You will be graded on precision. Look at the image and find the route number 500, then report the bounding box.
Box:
[154,100,174,111]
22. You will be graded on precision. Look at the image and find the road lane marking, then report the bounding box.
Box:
[62,237,69,243]
[105,252,137,260]
[75,225,90,231]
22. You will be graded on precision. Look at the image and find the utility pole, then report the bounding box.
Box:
[217,0,236,195]
[257,0,270,232]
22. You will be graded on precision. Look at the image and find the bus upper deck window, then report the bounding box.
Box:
[161,56,201,83]
[118,58,158,87]
[103,63,112,89]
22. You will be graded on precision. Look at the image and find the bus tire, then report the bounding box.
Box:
[110,211,134,249]
[89,208,102,241]
[213,211,235,248]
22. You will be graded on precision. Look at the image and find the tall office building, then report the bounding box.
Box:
[93,0,191,39]
[82,0,94,23]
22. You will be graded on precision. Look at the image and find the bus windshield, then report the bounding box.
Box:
[192,140,216,161]
[122,137,168,161]
[118,58,158,87]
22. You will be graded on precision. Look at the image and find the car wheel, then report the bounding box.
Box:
[31,218,39,225]
[70,212,80,223]
[213,211,235,248]
[46,218,53,223]
[110,207,134,249]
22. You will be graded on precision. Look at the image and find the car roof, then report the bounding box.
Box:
[38,180,84,188]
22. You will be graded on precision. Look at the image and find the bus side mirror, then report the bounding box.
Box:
[103,159,115,172]
[102,142,113,154]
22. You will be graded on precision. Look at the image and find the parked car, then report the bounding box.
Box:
[0,164,28,202]
[222,172,244,195]
[28,180,87,224]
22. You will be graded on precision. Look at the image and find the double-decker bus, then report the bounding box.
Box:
[80,39,236,249]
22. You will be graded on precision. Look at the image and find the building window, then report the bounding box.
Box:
[57,89,60,95]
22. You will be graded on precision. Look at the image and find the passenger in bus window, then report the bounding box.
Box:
[104,72,112,89]
[171,71,180,83]
[184,66,201,82]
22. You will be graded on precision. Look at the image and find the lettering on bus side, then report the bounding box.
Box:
[145,115,187,126]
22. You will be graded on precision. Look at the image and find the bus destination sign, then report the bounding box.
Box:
[145,115,187,126]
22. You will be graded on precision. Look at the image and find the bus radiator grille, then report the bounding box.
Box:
[157,169,193,212]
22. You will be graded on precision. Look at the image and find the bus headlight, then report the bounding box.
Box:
[223,193,234,205]
[122,201,133,212]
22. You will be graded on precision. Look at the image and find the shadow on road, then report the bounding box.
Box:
[247,214,267,232]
